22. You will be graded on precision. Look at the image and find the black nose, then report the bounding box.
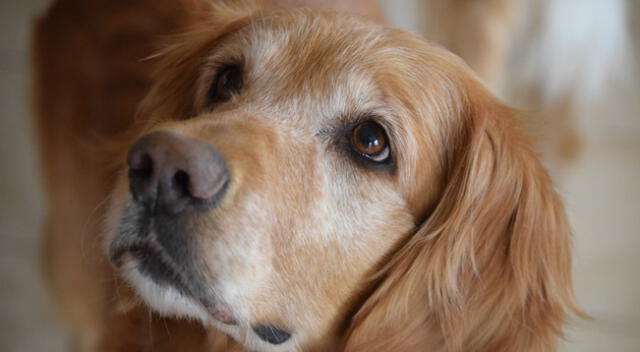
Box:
[126,131,228,214]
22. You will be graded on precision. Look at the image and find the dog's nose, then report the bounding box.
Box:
[126,131,228,214]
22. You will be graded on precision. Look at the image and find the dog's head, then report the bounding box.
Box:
[105,5,577,351]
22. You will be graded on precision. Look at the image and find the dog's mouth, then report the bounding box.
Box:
[109,202,295,346]
[126,242,189,291]
[109,203,238,325]
[113,241,238,326]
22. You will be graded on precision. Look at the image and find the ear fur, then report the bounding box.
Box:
[344,83,581,351]
[177,0,264,26]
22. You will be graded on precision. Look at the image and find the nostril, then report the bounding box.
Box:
[172,170,190,197]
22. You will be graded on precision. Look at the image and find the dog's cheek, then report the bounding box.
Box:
[196,199,277,301]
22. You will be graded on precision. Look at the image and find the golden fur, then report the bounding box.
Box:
[33,1,580,351]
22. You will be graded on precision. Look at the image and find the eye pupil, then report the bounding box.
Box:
[356,125,381,150]
[208,64,242,104]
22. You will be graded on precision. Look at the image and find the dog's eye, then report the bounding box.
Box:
[350,121,390,162]
[208,64,242,104]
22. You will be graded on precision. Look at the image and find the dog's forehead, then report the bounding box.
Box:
[244,10,386,67]
[236,11,391,123]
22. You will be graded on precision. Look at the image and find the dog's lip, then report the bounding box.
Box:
[128,243,188,290]
[201,297,238,325]
[112,240,238,325]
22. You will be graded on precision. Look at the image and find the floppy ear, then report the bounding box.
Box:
[343,86,581,351]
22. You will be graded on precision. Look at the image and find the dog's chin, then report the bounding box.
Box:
[120,259,296,352]
[120,259,213,325]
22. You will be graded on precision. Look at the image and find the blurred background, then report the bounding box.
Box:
[1,0,638,351]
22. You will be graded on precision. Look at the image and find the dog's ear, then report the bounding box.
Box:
[343,84,581,351]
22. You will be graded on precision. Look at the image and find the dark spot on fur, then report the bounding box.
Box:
[252,324,291,345]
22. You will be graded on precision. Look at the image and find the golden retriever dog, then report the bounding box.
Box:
[33,0,580,350]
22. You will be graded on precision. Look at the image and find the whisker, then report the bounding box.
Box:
[79,193,113,259]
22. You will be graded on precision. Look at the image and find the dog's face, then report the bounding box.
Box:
[106,9,453,349]
[104,7,571,352]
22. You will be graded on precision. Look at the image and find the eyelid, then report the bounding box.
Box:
[367,145,390,162]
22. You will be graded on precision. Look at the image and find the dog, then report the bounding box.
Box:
[33,0,580,350]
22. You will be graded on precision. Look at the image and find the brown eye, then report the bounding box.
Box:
[350,121,390,162]
[208,64,242,104]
